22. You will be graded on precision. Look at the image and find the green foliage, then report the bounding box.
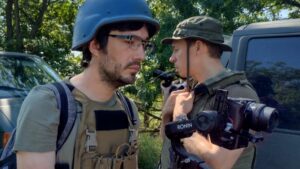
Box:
[0,0,83,78]
[138,134,162,169]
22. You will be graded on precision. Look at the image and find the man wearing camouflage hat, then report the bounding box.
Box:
[159,16,259,169]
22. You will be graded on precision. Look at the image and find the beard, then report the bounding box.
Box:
[98,60,138,88]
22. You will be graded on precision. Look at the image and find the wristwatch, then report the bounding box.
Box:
[175,114,188,122]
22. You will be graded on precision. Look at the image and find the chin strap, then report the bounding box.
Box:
[186,40,192,92]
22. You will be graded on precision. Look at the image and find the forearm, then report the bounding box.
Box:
[204,146,244,169]
[160,110,172,137]
[183,133,244,169]
[17,151,56,169]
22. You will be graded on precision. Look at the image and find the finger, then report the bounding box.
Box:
[173,88,187,93]
[187,91,195,100]
[176,91,192,98]
[190,91,195,97]
[169,89,187,97]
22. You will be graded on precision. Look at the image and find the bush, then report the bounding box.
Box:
[138,133,162,169]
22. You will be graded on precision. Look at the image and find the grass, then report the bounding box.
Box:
[138,133,162,169]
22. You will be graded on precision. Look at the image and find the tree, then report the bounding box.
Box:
[0,0,82,77]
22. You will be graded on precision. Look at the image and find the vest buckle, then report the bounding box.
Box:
[85,129,97,153]
[128,128,138,154]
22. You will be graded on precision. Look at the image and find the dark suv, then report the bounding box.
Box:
[0,51,61,151]
[226,18,300,169]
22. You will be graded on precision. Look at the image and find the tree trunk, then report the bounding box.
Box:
[144,111,150,128]
[30,0,49,38]
[14,0,24,51]
[5,0,14,50]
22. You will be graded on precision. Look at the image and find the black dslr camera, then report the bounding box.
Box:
[165,89,279,165]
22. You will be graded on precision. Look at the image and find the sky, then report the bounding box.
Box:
[279,9,290,18]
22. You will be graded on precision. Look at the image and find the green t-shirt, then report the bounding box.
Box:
[14,86,60,152]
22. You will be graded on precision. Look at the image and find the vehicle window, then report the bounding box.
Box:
[245,36,300,130]
[221,51,231,67]
[0,56,56,98]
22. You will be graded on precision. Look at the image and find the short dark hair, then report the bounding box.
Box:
[205,41,223,59]
[81,21,155,68]
[185,39,223,59]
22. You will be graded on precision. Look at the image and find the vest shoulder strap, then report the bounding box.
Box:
[205,71,254,95]
[220,72,254,89]
[116,91,138,126]
[43,81,77,152]
[116,91,139,153]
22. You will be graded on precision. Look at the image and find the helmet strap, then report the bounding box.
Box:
[185,40,192,92]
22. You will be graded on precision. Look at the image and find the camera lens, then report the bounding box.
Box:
[194,111,218,133]
[247,103,279,132]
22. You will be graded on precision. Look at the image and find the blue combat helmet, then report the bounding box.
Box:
[72,0,160,51]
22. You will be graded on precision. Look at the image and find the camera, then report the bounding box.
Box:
[165,89,279,150]
[153,69,176,87]
[153,69,186,93]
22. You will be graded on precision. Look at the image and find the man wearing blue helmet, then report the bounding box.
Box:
[13,0,159,169]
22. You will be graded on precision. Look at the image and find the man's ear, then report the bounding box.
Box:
[194,40,203,52]
[89,38,101,55]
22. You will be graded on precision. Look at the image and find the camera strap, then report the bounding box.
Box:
[192,71,251,96]
[196,71,252,96]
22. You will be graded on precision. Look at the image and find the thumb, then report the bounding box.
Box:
[187,91,195,100]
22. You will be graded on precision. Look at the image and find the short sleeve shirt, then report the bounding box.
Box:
[13,84,140,154]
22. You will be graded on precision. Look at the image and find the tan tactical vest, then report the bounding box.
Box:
[58,88,139,169]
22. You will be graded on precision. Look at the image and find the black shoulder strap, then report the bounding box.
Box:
[0,129,16,160]
[0,150,16,168]
[44,82,77,152]
[204,71,254,95]
[116,91,137,125]
[219,72,254,90]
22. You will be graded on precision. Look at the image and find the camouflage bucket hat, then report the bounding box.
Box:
[161,16,232,51]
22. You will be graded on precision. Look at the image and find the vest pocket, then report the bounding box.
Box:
[112,158,122,169]
[122,153,138,169]
[114,143,138,169]
[81,154,99,169]
[96,157,113,169]
[80,153,137,169]
[81,155,113,169]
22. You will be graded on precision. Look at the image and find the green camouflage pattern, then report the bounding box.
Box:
[161,16,231,51]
